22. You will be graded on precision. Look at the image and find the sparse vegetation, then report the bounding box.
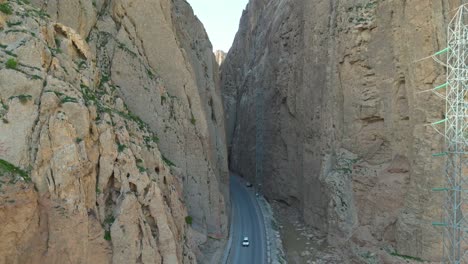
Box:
[104,230,111,241]
[49,47,62,54]
[5,28,36,37]
[4,50,17,57]
[54,37,61,48]
[105,215,115,225]
[117,143,126,153]
[185,216,193,225]
[77,60,87,70]
[334,155,360,175]
[6,58,18,69]
[60,96,79,104]
[390,251,424,262]
[6,20,22,27]
[18,0,32,5]
[137,165,147,173]
[117,42,137,56]
[144,135,159,145]
[9,94,32,104]
[27,8,49,19]
[0,3,13,15]
[146,68,155,79]
[162,155,175,167]
[0,159,31,182]
[75,138,83,144]
[1,98,8,123]
[45,90,64,97]
[190,113,196,125]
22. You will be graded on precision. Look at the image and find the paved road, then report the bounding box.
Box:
[228,174,267,264]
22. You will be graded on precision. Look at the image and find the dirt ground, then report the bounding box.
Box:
[271,201,344,264]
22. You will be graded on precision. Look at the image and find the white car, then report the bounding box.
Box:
[242,237,250,247]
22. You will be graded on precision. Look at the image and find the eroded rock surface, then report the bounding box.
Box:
[214,50,226,65]
[221,0,458,261]
[0,0,228,263]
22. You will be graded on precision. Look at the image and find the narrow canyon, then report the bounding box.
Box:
[0,0,462,263]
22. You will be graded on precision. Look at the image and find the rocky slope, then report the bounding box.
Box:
[0,0,228,263]
[214,50,226,65]
[221,0,458,261]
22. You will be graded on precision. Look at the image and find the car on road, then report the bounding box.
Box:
[242,237,250,247]
[245,182,253,187]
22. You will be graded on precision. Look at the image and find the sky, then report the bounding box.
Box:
[187,0,249,52]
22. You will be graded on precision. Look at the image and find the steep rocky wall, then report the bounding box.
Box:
[0,0,228,263]
[33,0,229,262]
[214,50,226,65]
[221,0,460,260]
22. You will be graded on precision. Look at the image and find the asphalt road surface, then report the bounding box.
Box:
[229,174,267,264]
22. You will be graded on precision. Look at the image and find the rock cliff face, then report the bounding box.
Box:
[0,0,228,263]
[221,0,459,260]
[214,50,226,65]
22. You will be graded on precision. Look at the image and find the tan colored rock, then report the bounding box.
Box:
[221,0,460,261]
[0,2,200,263]
[32,4,230,260]
[214,50,226,65]
[53,23,94,61]
[89,0,229,260]
[0,183,39,264]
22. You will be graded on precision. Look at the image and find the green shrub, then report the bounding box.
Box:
[0,159,31,182]
[104,215,115,224]
[162,155,175,167]
[185,216,193,225]
[9,94,32,104]
[61,96,79,104]
[104,230,111,241]
[0,3,13,15]
[137,165,147,173]
[390,251,423,262]
[117,143,126,153]
[5,58,17,69]
[6,21,22,27]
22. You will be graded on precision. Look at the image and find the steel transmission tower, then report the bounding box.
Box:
[431,5,468,263]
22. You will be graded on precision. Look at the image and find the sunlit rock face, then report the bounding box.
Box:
[221,0,458,260]
[215,50,227,65]
[0,0,229,263]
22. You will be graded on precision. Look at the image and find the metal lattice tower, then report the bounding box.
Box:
[435,5,468,263]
